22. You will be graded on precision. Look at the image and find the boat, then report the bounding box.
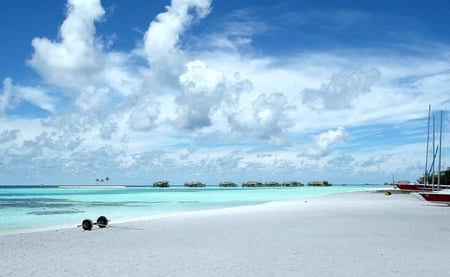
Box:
[397,107,450,192]
[395,181,450,191]
[418,109,450,204]
[419,190,450,205]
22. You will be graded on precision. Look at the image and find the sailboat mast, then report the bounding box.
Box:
[438,110,443,190]
[432,114,436,189]
[424,105,431,186]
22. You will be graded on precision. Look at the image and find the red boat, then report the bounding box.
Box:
[419,190,450,205]
[395,182,450,191]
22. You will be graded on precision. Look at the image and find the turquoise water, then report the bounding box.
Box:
[0,185,383,234]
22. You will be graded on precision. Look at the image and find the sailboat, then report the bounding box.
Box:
[396,106,450,191]
[418,109,450,205]
[395,182,441,191]
[418,190,450,205]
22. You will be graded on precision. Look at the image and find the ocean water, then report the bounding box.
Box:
[0,185,383,234]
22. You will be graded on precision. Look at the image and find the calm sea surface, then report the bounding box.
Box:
[0,185,384,234]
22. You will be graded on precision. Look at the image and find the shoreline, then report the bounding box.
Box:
[2,190,449,276]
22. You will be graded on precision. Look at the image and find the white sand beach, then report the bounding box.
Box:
[1,191,449,277]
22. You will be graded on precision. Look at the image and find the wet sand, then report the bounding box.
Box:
[1,191,449,276]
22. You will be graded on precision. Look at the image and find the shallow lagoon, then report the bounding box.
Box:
[0,185,384,233]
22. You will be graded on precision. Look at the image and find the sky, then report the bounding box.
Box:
[1,0,450,185]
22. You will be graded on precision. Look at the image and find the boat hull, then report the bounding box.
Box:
[396,183,450,191]
[419,191,450,205]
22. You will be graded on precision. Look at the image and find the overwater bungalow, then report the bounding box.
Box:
[242,181,263,187]
[264,181,281,187]
[219,181,238,187]
[307,181,331,186]
[184,181,206,187]
[153,180,169,187]
[282,181,304,187]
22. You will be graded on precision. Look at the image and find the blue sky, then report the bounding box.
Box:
[1,0,449,185]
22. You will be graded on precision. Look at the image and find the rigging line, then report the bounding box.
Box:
[428,146,439,176]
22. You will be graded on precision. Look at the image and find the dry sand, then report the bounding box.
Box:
[1,191,449,277]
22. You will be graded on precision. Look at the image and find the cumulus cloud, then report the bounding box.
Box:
[143,0,211,83]
[301,67,380,110]
[307,127,347,157]
[179,60,226,93]
[176,60,251,130]
[0,129,19,144]
[228,92,294,144]
[102,52,142,96]
[75,86,110,112]
[127,100,160,131]
[176,60,226,129]
[28,0,105,87]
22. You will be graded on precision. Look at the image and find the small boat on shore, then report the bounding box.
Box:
[419,190,450,205]
[417,108,450,204]
[398,108,450,193]
[395,181,450,191]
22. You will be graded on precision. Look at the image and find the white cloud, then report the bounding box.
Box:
[301,67,380,110]
[127,100,160,131]
[102,52,143,96]
[228,92,294,144]
[179,60,226,93]
[17,86,56,113]
[75,86,110,112]
[0,78,13,113]
[0,129,19,144]
[99,122,117,140]
[143,0,211,83]
[119,155,137,169]
[176,60,229,129]
[307,127,347,157]
[202,8,266,52]
[172,59,253,131]
[28,0,105,87]
[1,77,56,114]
